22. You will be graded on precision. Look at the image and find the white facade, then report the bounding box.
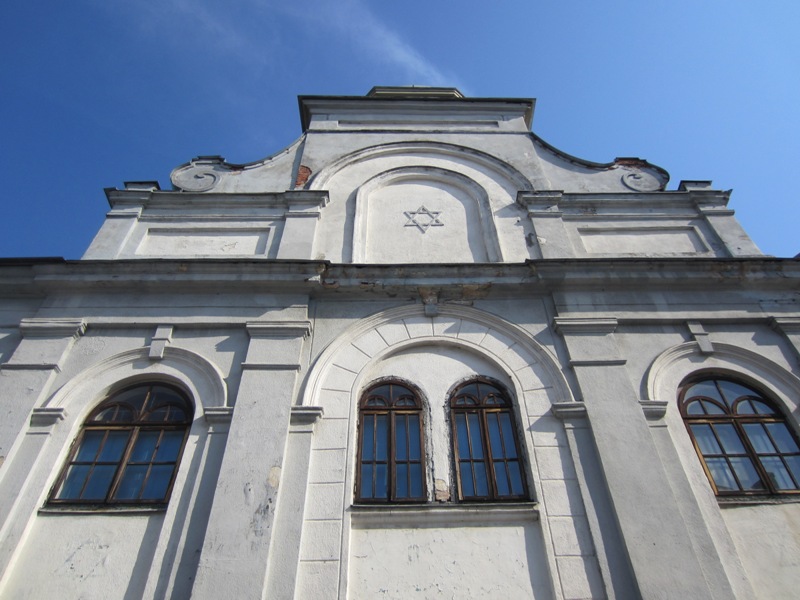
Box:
[0,87,798,599]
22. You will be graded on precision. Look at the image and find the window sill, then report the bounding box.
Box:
[718,495,800,508]
[39,504,167,516]
[350,501,539,528]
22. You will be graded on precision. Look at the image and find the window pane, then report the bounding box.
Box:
[736,400,755,415]
[743,424,776,454]
[765,423,800,453]
[396,464,408,499]
[116,465,148,500]
[508,461,524,495]
[684,400,705,416]
[473,462,489,496]
[57,465,90,499]
[156,431,185,462]
[458,383,479,403]
[487,413,503,458]
[361,416,374,461]
[714,424,745,454]
[374,464,388,499]
[460,463,475,497]
[760,456,797,491]
[729,457,764,490]
[361,464,373,499]
[83,465,116,500]
[706,458,738,491]
[468,413,483,459]
[93,405,134,423]
[408,415,421,461]
[375,415,388,461]
[410,463,423,498]
[752,401,775,415]
[142,465,174,500]
[75,431,104,462]
[145,406,170,422]
[98,431,130,462]
[690,424,722,455]
[129,431,159,462]
[784,456,800,487]
[685,381,724,404]
[494,461,510,496]
[164,406,188,423]
[701,401,725,415]
[395,416,408,460]
[368,385,390,403]
[717,381,759,407]
[499,413,517,459]
[456,413,470,459]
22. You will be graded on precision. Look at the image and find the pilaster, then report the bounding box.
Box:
[771,318,800,367]
[190,319,312,599]
[517,191,573,258]
[688,188,761,256]
[0,318,85,462]
[553,316,720,599]
[264,405,324,599]
[276,192,329,259]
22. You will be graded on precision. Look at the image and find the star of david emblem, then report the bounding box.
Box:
[404,205,444,232]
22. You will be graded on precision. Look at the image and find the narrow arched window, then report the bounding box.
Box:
[49,383,193,506]
[680,377,800,496]
[450,379,527,501]
[356,381,426,503]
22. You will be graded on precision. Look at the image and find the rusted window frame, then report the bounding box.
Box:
[679,376,800,497]
[355,380,427,504]
[48,383,193,507]
[450,378,528,502]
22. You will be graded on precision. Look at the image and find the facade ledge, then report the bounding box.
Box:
[350,501,539,528]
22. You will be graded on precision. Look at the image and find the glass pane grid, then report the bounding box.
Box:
[683,377,800,496]
[50,384,191,505]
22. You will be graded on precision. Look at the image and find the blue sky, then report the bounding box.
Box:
[2,1,798,258]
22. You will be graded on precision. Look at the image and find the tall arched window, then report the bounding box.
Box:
[356,381,426,503]
[49,383,193,506]
[680,377,800,496]
[450,378,527,501]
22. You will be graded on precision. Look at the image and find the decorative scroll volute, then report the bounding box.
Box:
[171,156,227,192]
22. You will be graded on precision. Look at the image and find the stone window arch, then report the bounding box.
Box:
[49,382,193,506]
[679,375,800,496]
[356,379,426,503]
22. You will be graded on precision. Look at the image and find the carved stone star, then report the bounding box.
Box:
[404,205,444,232]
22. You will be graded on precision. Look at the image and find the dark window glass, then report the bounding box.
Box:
[680,377,800,497]
[450,379,528,502]
[356,381,426,503]
[50,383,192,506]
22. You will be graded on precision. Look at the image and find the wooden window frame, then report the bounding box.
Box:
[680,376,800,497]
[48,383,193,507]
[355,380,427,504]
[450,378,528,502]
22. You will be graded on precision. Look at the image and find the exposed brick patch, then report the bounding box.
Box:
[295,165,312,188]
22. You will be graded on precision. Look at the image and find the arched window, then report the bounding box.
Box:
[356,381,426,503]
[680,377,800,496]
[450,379,527,501]
[49,383,193,506]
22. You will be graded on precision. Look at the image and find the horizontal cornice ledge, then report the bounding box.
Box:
[1,258,799,295]
[350,501,539,528]
[246,320,312,339]
[554,317,618,335]
[19,318,86,338]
